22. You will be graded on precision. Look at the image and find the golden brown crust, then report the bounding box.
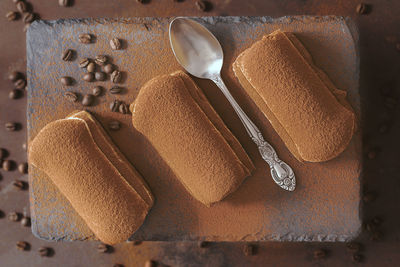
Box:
[29,111,153,244]
[131,71,254,206]
[233,30,356,162]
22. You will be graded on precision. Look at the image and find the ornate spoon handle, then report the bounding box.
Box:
[212,74,296,191]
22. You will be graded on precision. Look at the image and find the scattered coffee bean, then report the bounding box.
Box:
[95,72,106,81]
[60,76,73,86]
[58,0,70,7]
[83,73,95,82]
[363,191,377,203]
[87,62,96,73]
[5,122,19,132]
[110,86,122,94]
[92,86,103,97]
[113,264,124,267]
[384,96,398,109]
[38,247,52,257]
[18,162,28,174]
[95,55,107,65]
[110,38,122,50]
[8,71,21,82]
[108,120,121,131]
[79,58,91,68]
[144,260,157,267]
[61,49,74,61]
[243,244,256,256]
[14,78,26,90]
[23,12,35,23]
[370,230,383,241]
[64,91,79,102]
[0,148,8,159]
[111,70,122,83]
[6,11,19,21]
[9,89,22,99]
[79,33,93,44]
[346,242,362,253]
[13,180,27,190]
[356,3,370,14]
[16,1,28,12]
[110,100,121,112]
[82,94,95,106]
[2,159,15,171]
[132,240,142,246]
[97,243,111,253]
[313,249,327,260]
[119,103,129,114]
[16,241,30,251]
[21,216,31,227]
[103,63,114,74]
[195,0,210,11]
[8,211,21,222]
[352,253,363,263]
[199,241,210,248]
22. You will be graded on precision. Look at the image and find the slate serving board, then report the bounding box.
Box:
[27,16,361,242]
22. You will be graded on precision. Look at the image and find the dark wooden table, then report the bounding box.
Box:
[1,0,399,266]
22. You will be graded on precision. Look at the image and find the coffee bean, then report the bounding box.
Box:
[16,241,30,251]
[8,211,21,222]
[199,241,210,248]
[119,103,129,114]
[144,260,157,267]
[132,240,142,246]
[113,264,124,267]
[97,243,111,253]
[111,70,122,83]
[195,0,210,11]
[64,91,79,102]
[0,210,4,218]
[21,216,31,227]
[60,76,73,86]
[14,78,26,90]
[6,11,19,21]
[82,94,94,106]
[95,72,106,81]
[103,63,114,74]
[58,0,70,7]
[108,120,121,131]
[110,38,122,50]
[110,86,122,94]
[8,71,21,82]
[23,12,35,23]
[83,73,95,82]
[79,58,90,68]
[87,62,96,73]
[13,180,27,190]
[346,242,362,253]
[92,86,103,97]
[61,49,74,61]
[313,249,327,260]
[363,191,377,203]
[9,89,22,99]
[356,3,370,14]
[18,162,28,174]
[16,1,28,13]
[79,33,92,44]
[5,122,19,132]
[110,100,121,112]
[95,55,107,65]
[2,159,15,171]
[0,148,8,159]
[243,244,256,256]
[38,247,52,257]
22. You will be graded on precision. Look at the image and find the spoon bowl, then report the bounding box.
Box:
[169,17,223,79]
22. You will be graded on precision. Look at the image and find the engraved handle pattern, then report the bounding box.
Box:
[212,75,296,191]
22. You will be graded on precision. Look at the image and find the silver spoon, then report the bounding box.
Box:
[169,17,296,191]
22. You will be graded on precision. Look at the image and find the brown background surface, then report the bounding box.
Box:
[0,0,399,266]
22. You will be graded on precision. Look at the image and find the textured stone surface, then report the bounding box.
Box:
[27,16,361,242]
